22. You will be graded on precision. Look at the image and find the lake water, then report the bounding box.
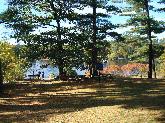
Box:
[25,60,87,79]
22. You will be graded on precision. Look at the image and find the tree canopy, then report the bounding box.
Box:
[0,0,164,79]
[123,0,165,78]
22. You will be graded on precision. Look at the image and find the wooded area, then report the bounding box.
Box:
[0,0,164,82]
[0,0,165,122]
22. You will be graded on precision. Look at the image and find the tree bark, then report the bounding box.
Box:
[0,60,3,89]
[56,18,65,77]
[144,0,153,79]
[91,0,98,77]
[153,59,156,78]
[48,0,65,79]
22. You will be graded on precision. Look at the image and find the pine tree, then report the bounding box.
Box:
[75,0,121,77]
[157,0,165,12]
[124,0,165,78]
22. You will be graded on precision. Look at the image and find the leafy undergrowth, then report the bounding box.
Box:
[0,78,165,123]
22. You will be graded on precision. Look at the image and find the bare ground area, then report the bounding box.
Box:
[0,78,165,123]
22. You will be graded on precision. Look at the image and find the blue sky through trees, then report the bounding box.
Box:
[0,0,164,44]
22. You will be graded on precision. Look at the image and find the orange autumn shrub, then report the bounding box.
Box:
[121,63,148,76]
[101,65,121,74]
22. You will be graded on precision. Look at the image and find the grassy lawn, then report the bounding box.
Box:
[0,78,165,123]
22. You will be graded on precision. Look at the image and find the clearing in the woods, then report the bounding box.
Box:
[0,78,165,123]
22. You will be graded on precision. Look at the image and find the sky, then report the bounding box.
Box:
[0,0,8,35]
[0,0,165,45]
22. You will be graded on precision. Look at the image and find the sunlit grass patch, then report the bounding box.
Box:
[0,78,165,122]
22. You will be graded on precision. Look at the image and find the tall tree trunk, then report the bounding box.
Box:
[144,0,153,79]
[58,65,64,75]
[153,59,156,78]
[0,60,3,89]
[91,0,98,77]
[48,0,65,79]
[56,18,65,77]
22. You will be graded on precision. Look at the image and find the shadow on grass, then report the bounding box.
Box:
[0,78,165,122]
[115,78,165,122]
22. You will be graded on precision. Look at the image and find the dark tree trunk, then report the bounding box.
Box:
[153,59,156,78]
[144,0,153,79]
[148,43,153,78]
[58,64,67,80]
[0,60,3,89]
[48,0,66,79]
[58,65,64,75]
[91,0,98,77]
[56,18,65,77]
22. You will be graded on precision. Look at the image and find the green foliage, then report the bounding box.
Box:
[108,35,165,65]
[74,0,121,74]
[123,0,165,78]
[66,69,77,76]
[0,41,26,82]
[124,0,165,39]
[0,0,121,77]
[1,0,85,75]
[157,0,165,12]
[0,0,163,79]
[49,73,55,79]
[157,41,165,77]
[159,54,165,77]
